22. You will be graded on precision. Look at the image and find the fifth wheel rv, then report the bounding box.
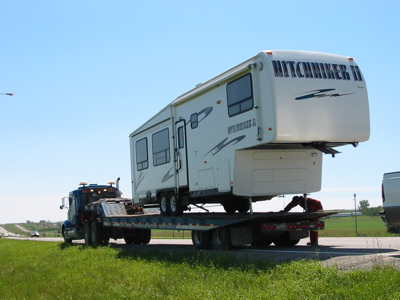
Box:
[130,50,370,216]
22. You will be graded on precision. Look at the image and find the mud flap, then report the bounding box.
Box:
[230,226,253,247]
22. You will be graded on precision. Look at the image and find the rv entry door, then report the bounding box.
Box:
[174,119,188,188]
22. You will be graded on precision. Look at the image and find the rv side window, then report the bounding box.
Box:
[226,73,253,117]
[190,113,198,129]
[152,128,171,166]
[178,126,185,149]
[136,138,148,171]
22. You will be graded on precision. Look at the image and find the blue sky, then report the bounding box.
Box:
[1,1,399,223]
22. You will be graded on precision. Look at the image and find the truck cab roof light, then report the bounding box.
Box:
[80,182,87,186]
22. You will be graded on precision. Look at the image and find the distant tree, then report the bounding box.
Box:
[363,206,382,217]
[358,200,370,213]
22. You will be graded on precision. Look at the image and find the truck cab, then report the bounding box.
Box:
[60,181,120,242]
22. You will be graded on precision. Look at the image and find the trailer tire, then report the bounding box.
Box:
[124,236,134,244]
[192,230,212,249]
[212,227,233,250]
[141,229,151,244]
[91,221,102,247]
[273,232,300,247]
[168,192,183,216]
[159,193,170,216]
[84,222,92,246]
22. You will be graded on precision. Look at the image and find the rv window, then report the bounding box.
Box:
[152,128,171,166]
[136,138,148,171]
[178,126,185,149]
[190,113,198,129]
[227,73,253,117]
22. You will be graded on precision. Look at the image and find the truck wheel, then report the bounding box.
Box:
[90,221,102,247]
[192,230,212,249]
[168,192,183,216]
[212,227,233,250]
[84,222,92,246]
[159,193,170,216]
[62,226,72,244]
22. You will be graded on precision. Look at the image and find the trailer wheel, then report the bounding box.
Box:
[90,221,102,247]
[141,229,151,244]
[124,236,134,244]
[192,230,212,249]
[84,222,92,246]
[273,232,300,247]
[212,227,233,250]
[159,193,170,216]
[168,192,183,216]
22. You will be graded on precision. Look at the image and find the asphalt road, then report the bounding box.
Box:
[5,236,400,271]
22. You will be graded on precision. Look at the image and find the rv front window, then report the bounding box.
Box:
[227,73,254,117]
[136,138,148,171]
[152,128,170,166]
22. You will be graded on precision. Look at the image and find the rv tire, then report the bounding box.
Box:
[168,192,183,216]
[159,193,170,216]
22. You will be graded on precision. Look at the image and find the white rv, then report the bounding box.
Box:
[129,50,370,216]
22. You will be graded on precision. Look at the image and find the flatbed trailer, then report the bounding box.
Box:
[85,198,337,249]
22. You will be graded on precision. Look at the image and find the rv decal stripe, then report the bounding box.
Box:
[205,135,246,156]
[295,89,355,100]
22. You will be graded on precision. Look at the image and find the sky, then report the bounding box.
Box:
[1,1,399,223]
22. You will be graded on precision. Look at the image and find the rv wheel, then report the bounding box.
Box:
[223,203,236,214]
[159,193,169,216]
[168,192,183,216]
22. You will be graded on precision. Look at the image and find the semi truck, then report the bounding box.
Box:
[380,171,400,226]
[60,180,337,249]
[129,50,370,216]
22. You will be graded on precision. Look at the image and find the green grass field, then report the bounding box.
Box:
[1,238,400,299]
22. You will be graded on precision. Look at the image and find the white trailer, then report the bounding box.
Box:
[129,50,370,216]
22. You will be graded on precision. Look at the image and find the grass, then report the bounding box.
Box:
[322,216,396,237]
[1,239,400,299]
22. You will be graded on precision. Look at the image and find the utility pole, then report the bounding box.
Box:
[354,193,358,236]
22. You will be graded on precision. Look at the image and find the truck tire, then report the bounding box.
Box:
[159,193,170,216]
[90,221,102,247]
[212,227,233,250]
[61,225,72,244]
[192,230,212,249]
[168,192,183,216]
[84,222,92,246]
